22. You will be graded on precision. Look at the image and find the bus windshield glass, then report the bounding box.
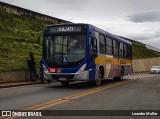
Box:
[44,35,86,67]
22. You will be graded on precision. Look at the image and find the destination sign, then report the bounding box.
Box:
[49,26,83,33]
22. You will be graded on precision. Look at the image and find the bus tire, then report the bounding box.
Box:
[114,67,124,81]
[95,70,102,86]
[121,66,124,76]
[60,81,69,86]
[120,66,124,80]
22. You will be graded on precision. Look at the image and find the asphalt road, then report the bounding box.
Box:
[0,74,160,119]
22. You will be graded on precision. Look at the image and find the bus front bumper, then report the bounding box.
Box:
[44,70,89,81]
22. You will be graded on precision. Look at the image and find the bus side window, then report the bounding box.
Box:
[124,44,127,57]
[119,42,124,57]
[113,40,118,56]
[106,37,112,55]
[127,45,132,58]
[99,34,105,54]
[89,37,97,56]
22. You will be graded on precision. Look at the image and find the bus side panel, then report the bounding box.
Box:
[89,59,96,81]
[95,55,115,79]
[109,59,132,78]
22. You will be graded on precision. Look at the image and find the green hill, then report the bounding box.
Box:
[132,43,160,59]
[0,9,160,72]
[0,9,52,72]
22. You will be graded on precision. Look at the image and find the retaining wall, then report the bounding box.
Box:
[133,57,160,72]
[1,57,160,83]
[0,1,69,24]
[0,70,29,83]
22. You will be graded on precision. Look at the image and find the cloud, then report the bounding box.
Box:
[129,10,160,23]
[125,29,160,44]
[46,0,88,11]
[1,0,160,49]
[155,30,160,38]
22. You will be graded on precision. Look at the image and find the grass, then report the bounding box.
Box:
[0,9,52,72]
[0,40,42,72]
[0,9,160,72]
[132,43,160,59]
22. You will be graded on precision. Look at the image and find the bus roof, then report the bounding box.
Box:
[88,24,132,45]
[45,23,132,45]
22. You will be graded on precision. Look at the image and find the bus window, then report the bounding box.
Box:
[44,37,54,60]
[89,37,97,56]
[99,34,105,54]
[124,44,127,57]
[119,42,124,57]
[127,45,132,58]
[113,40,118,56]
[44,35,86,63]
[106,37,112,55]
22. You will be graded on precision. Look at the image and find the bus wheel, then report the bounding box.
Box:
[95,70,102,86]
[120,67,124,80]
[121,67,124,76]
[60,81,69,86]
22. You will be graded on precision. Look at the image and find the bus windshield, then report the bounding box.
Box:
[44,35,86,67]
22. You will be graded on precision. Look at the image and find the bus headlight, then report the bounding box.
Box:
[77,63,87,73]
[42,64,52,80]
[74,64,88,80]
[75,71,89,80]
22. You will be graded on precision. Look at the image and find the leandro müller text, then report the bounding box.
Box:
[132,111,158,116]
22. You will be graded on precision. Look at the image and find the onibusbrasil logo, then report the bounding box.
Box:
[1,111,42,117]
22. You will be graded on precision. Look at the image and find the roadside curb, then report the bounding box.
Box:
[0,81,43,89]
[128,72,150,75]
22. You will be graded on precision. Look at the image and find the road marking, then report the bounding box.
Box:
[25,80,133,110]
[1,80,134,119]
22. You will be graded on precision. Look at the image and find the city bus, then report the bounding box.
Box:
[42,23,132,86]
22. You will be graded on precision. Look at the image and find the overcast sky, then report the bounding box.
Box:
[1,0,160,48]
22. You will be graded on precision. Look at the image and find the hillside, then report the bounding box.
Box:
[0,9,51,72]
[132,43,160,59]
[0,9,160,72]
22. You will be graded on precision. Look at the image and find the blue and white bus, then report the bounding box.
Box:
[42,23,132,86]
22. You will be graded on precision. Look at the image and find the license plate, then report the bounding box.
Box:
[59,77,67,81]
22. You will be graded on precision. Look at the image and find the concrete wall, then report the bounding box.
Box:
[133,57,160,72]
[1,57,160,83]
[0,70,29,83]
[0,1,70,24]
